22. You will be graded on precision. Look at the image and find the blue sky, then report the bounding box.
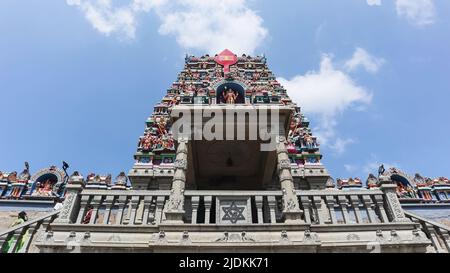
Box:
[1,0,449,180]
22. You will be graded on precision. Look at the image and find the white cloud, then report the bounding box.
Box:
[366,0,381,6]
[343,154,401,178]
[278,51,373,152]
[395,0,436,26]
[344,47,385,74]
[156,0,267,55]
[344,164,358,173]
[67,0,166,39]
[366,0,436,27]
[67,0,268,54]
[363,160,401,175]
[330,138,355,155]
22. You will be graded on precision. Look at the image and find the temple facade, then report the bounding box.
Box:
[1,50,449,253]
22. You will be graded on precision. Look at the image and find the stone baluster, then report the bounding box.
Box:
[267,196,277,223]
[204,196,212,224]
[115,195,128,225]
[56,173,85,224]
[325,196,337,224]
[276,136,302,223]
[191,196,200,224]
[89,195,103,225]
[300,196,312,224]
[312,196,328,224]
[337,196,350,224]
[0,234,7,250]
[255,196,264,224]
[362,195,377,223]
[373,195,389,223]
[349,195,363,223]
[424,223,446,253]
[76,195,91,224]
[165,138,189,223]
[135,197,145,224]
[127,196,140,225]
[142,196,153,225]
[155,196,166,224]
[102,195,115,225]
[439,229,450,252]
[379,175,409,222]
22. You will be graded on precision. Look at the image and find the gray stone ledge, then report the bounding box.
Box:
[310,222,418,232]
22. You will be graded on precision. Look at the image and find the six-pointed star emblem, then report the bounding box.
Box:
[222,201,246,224]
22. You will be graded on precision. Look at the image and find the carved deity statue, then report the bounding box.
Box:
[366,173,379,188]
[223,88,238,104]
[32,179,54,197]
[115,172,128,186]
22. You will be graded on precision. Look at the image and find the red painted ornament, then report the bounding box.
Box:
[214,49,238,75]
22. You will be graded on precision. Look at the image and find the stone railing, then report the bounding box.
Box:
[58,188,408,227]
[405,211,450,253]
[0,210,59,253]
[183,190,284,224]
[297,190,393,225]
[69,190,171,225]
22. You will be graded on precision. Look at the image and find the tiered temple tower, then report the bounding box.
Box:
[128,49,329,193]
[2,50,445,253]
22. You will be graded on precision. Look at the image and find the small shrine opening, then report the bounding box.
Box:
[216,82,245,104]
[32,173,58,197]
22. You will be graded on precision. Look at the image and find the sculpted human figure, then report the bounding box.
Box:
[366,173,379,188]
[223,88,238,104]
[157,117,167,135]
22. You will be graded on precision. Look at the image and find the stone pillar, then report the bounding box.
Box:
[204,196,212,224]
[362,195,377,223]
[267,196,277,223]
[102,196,115,225]
[337,196,351,224]
[255,196,264,224]
[276,136,303,223]
[55,173,85,224]
[299,196,311,224]
[312,196,328,224]
[379,175,409,222]
[373,195,389,223]
[325,196,337,224]
[164,138,189,223]
[349,195,363,223]
[190,196,200,224]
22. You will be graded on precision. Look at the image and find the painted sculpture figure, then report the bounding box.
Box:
[222,87,238,104]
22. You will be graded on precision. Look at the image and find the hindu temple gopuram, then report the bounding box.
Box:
[1,49,449,253]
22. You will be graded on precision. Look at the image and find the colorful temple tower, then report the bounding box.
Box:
[128,49,329,193]
[1,50,449,253]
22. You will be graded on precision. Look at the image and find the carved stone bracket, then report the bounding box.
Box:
[278,159,291,171]
[174,159,188,170]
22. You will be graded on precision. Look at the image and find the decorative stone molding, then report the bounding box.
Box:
[174,159,188,170]
[214,231,255,243]
[276,136,286,143]
[278,159,291,171]
[346,234,360,241]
